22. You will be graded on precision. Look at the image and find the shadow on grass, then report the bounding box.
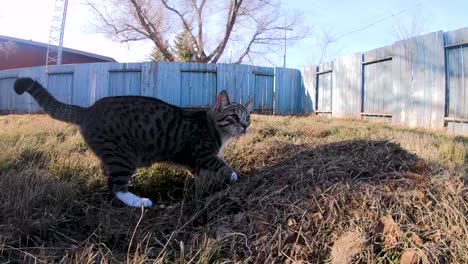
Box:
[1,139,453,263]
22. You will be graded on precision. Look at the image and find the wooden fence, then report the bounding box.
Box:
[304,27,468,135]
[0,62,305,115]
[2,27,468,135]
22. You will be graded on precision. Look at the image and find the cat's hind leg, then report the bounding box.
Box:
[104,163,153,208]
[115,191,153,208]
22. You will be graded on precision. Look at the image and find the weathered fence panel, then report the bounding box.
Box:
[180,63,217,108]
[362,46,393,123]
[303,62,332,116]
[393,31,445,129]
[445,27,468,134]
[0,77,17,111]
[154,62,181,105]
[317,71,333,112]
[274,68,303,115]
[332,52,361,118]
[363,61,392,114]
[302,65,317,114]
[253,66,274,113]
[0,62,302,115]
[216,64,251,104]
[109,71,141,96]
[317,62,333,115]
[424,31,445,129]
[303,27,468,135]
[362,45,393,63]
[48,72,74,104]
[70,64,92,107]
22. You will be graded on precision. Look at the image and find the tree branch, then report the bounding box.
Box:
[235,31,260,63]
[86,1,122,37]
[206,0,243,63]
[161,0,202,60]
[129,0,175,61]
[123,24,151,38]
[190,0,207,60]
[86,0,309,65]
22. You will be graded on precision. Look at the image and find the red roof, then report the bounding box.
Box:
[0,35,116,70]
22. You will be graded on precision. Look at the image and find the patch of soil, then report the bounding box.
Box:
[331,231,364,264]
[373,215,402,251]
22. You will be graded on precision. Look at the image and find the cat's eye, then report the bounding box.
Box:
[246,116,250,122]
[230,114,240,122]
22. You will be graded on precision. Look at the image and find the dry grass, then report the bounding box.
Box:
[0,114,466,263]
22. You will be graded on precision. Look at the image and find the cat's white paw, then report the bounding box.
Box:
[230,171,239,183]
[116,191,153,208]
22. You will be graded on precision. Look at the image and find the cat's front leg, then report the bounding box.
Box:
[197,156,239,184]
[230,171,239,183]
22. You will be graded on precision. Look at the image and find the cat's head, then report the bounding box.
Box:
[211,90,254,139]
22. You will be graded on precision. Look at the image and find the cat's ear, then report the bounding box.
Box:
[215,90,231,110]
[244,98,254,113]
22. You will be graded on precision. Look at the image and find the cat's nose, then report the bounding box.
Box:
[241,124,247,133]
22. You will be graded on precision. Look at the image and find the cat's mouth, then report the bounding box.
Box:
[235,127,249,136]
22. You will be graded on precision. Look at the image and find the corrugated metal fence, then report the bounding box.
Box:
[304,27,468,135]
[0,62,305,115]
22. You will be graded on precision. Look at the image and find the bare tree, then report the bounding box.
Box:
[314,28,339,65]
[86,0,309,64]
[392,13,426,41]
[0,41,17,59]
[307,28,341,65]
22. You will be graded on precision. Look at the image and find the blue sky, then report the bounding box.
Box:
[286,0,468,67]
[0,0,467,69]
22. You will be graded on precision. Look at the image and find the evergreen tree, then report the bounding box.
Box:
[150,46,167,62]
[149,31,196,62]
[173,30,196,62]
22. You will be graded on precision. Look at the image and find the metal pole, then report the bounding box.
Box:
[57,0,69,65]
[282,27,292,68]
[283,27,287,68]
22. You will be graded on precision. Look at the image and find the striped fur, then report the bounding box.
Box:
[14,78,253,207]
[14,78,86,124]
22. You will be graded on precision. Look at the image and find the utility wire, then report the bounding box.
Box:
[335,1,424,40]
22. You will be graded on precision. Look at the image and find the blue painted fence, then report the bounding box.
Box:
[0,62,308,115]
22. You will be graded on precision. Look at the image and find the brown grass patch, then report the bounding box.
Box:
[0,114,467,263]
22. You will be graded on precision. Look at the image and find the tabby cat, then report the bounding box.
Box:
[14,78,253,208]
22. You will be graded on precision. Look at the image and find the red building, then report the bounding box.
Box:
[0,35,116,70]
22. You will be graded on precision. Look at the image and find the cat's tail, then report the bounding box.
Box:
[14,77,87,124]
